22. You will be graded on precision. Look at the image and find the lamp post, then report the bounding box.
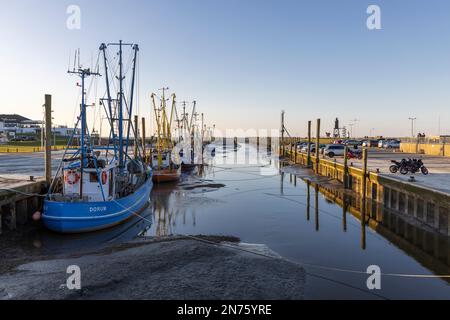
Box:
[408,117,416,138]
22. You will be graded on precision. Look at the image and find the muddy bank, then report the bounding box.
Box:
[0,236,305,300]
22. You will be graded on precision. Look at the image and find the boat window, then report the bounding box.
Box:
[89,172,99,182]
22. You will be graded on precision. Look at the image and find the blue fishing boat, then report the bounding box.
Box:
[43,41,153,233]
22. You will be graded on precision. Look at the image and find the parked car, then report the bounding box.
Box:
[296,141,307,149]
[344,139,361,147]
[324,144,346,158]
[362,140,378,147]
[378,139,386,148]
[300,143,325,153]
[385,140,400,149]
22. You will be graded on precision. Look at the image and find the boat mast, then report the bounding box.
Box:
[99,43,117,157]
[118,40,124,172]
[125,44,139,156]
[67,67,100,199]
[104,40,134,173]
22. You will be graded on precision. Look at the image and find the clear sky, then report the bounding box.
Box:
[1,0,449,137]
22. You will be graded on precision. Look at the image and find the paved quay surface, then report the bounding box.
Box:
[316,148,450,195]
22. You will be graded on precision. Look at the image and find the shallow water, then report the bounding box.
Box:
[1,143,449,299]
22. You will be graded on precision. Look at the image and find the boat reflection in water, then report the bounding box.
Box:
[35,204,152,255]
[149,164,215,237]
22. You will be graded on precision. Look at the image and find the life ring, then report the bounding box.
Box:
[64,169,80,185]
[101,171,107,185]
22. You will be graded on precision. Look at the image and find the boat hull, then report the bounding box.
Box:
[152,168,181,183]
[181,163,197,172]
[42,177,153,233]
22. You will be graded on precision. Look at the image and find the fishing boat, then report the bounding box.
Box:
[42,41,153,233]
[150,89,181,183]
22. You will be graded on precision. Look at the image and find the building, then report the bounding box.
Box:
[0,114,42,136]
[0,114,79,139]
[52,125,81,137]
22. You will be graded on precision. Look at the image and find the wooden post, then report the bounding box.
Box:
[361,148,368,200]
[44,94,52,186]
[343,145,349,189]
[134,115,139,159]
[141,117,146,163]
[315,118,320,173]
[294,143,298,163]
[307,121,312,167]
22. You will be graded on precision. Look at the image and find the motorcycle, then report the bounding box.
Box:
[389,158,428,175]
[347,149,362,160]
[389,159,407,174]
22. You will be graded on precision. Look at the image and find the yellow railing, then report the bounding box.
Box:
[0,145,70,153]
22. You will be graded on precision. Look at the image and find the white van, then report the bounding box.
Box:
[324,144,346,158]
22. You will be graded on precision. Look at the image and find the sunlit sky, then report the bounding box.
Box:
[1,0,449,137]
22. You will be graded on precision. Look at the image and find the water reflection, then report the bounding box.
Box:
[292,174,449,280]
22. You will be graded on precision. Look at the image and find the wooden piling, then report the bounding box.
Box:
[44,94,52,186]
[361,148,368,200]
[343,145,349,189]
[294,143,298,163]
[307,121,312,167]
[315,119,320,173]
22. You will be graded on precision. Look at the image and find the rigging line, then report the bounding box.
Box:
[305,272,389,300]
[0,188,46,197]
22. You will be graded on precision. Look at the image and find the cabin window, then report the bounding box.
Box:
[89,172,99,183]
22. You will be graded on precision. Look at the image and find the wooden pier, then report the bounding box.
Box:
[0,175,45,234]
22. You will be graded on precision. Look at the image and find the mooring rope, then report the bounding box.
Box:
[0,188,46,197]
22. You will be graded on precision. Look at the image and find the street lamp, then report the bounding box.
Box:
[348,123,354,138]
[408,117,417,138]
